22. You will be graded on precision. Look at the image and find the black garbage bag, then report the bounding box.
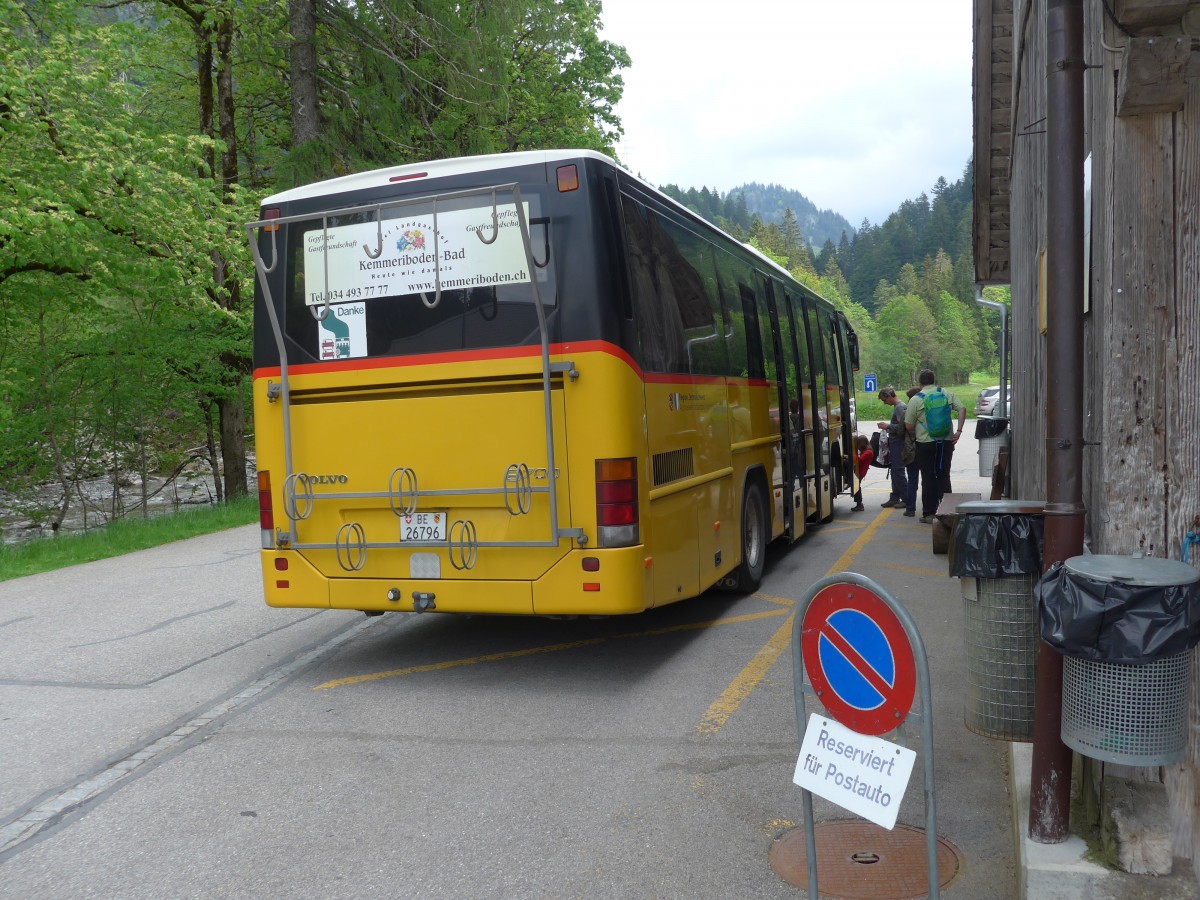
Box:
[975,416,1009,440]
[1037,560,1200,663]
[950,512,1044,578]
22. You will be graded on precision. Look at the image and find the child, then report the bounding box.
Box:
[852,433,873,511]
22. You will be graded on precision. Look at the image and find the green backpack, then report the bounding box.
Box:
[920,387,952,439]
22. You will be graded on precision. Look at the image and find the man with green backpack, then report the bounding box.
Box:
[905,369,967,523]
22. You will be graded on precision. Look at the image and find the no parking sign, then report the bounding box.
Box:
[802,583,916,735]
[789,572,941,896]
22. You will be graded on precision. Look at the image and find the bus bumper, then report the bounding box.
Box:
[261,546,653,616]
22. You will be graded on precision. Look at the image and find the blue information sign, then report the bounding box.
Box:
[863,373,878,393]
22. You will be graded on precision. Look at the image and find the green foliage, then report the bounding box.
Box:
[1,0,627,526]
[0,497,257,581]
[279,0,629,184]
[873,294,937,387]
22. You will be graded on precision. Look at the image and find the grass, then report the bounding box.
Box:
[854,374,996,432]
[0,495,258,582]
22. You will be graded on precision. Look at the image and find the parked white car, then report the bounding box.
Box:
[975,385,1012,417]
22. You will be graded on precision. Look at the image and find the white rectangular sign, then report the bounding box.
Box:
[317,301,367,360]
[792,714,916,830]
[303,202,531,306]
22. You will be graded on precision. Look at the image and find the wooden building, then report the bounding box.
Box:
[974,0,1200,881]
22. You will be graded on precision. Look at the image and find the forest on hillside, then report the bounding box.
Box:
[660,182,854,252]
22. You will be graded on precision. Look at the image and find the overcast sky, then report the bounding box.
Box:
[597,0,974,228]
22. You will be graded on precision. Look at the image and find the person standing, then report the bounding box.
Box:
[851,433,873,511]
[905,370,966,523]
[903,387,922,516]
[876,387,913,516]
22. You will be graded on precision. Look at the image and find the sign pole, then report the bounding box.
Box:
[791,571,940,899]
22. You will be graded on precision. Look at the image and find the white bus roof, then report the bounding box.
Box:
[262,149,621,206]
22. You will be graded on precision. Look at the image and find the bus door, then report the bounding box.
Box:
[777,287,813,536]
[827,311,857,494]
[815,308,852,496]
[765,281,800,540]
[803,301,833,523]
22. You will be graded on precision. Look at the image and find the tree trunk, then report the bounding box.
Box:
[204,401,223,503]
[214,13,249,500]
[289,0,320,149]
[218,393,247,500]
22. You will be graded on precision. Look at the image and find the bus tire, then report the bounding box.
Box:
[734,479,768,592]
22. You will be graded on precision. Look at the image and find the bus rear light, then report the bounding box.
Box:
[583,583,600,592]
[257,471,275,548]
[261,207,280,232]
[276,580,290,589]
[274,558,288,571]
[582,557,600,572]
[596,457,638,548]
[557,164,579,192]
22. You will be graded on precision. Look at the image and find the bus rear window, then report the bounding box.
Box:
[283,189,555,362]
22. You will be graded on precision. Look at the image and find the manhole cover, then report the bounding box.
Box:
[769,820,963,899]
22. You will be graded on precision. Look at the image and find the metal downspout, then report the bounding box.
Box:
[1028,0,1086,844]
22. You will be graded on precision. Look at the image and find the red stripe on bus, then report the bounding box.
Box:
[253,340,642,381]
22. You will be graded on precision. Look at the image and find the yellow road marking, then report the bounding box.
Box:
[886,563,948,578]
[819,524,865,535]
[314,608,788,691]
[694,508,893,736]
[888,540,929,550]
[754,592,796,607]
[694,612,794,735]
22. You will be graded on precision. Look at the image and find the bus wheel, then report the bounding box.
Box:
[734,480,768,592]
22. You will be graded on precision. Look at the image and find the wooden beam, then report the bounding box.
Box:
[1112,0,1192,34]
[1117,37,1192,117]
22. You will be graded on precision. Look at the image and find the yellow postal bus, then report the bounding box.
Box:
[247,150,859,616]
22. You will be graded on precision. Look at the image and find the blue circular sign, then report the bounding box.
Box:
[802,583,916,735]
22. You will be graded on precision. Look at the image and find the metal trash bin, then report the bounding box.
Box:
[950,501,1046,741]
[975,416,1009,477]
[1038,554,1200,766]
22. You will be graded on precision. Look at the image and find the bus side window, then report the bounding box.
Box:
[755,272,777,388]
[712,251,764,379]
[621,196,681,372]
[658,217,725,377]
[789,292,814,429]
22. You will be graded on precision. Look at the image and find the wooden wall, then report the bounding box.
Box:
[1006,0,1200,878]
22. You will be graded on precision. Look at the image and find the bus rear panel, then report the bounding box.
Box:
[248,150,857,616]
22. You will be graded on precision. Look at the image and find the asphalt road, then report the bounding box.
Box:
[0,433,1017,898]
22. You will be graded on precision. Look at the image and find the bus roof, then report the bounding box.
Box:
[261,149,621,206]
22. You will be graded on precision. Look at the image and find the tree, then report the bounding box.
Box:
[0,0,251,515]
[930,293,981,383]
[503,0,631,152]
[780,208,805,261]
[873,295,938,387]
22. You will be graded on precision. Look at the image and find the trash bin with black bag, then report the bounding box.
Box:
[1036,554,1200,765]
[975,415,1009,478]
[949,500,1046,740]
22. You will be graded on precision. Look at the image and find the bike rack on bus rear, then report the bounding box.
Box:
[245,182,585,571]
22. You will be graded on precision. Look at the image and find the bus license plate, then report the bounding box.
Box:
[400,512,446,543]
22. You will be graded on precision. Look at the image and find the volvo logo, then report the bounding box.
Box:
[301,473,349,485]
